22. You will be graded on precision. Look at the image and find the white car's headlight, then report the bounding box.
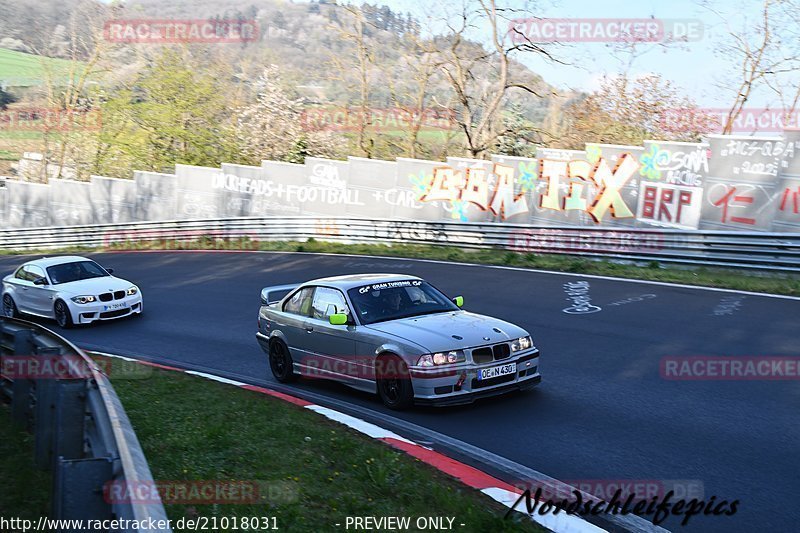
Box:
[71,295,96,304]
[511,336,533,352]
[126,286,139,296]
[417,350,465,367]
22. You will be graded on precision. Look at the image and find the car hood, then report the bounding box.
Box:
[365,311,529,353]
[54,276,134,296]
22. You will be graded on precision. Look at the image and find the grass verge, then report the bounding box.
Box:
[1,236,798,296]
[0,405,52,519]
[106,357,541,532]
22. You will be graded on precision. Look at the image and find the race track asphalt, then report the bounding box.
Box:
[2,251,798,532]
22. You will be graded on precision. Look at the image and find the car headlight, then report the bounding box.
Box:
[126,286,138,296]
[417,350,465,367]
[71,295,96,304]
[511,336,532,352]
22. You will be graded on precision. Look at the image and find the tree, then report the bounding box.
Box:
[329,5,379,158]
[558,74,714,148]
[236,65,344,164]
[431,0,554,158]
[387,37,444,159]
[707,0,800,133]
[79,47,242,177]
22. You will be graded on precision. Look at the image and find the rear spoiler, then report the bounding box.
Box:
[260,284,300,305]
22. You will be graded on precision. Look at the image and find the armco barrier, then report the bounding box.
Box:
[0,317,172,532]
[0,216,799,272]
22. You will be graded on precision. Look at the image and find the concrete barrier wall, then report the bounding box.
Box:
[2,132,800,231]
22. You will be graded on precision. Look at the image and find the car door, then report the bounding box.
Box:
[23,265,54,315]
[6,266,35,314]
[274,286,316,366]
[305,287,360,382]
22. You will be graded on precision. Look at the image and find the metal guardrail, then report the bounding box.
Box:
[0,216,799,272]
[0,317,172,532]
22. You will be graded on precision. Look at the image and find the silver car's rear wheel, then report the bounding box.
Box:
[377,355,414,410]
[3,294,18,318]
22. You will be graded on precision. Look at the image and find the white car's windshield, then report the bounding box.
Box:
[46,261,110,285]
[347,280,458,325]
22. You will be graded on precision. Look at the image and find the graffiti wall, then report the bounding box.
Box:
[3,132,800,232]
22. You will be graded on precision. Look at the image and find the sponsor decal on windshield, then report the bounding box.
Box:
[356,280,422,294]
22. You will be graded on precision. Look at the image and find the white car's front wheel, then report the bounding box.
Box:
[54,300,74,329]
[2,294,19,318]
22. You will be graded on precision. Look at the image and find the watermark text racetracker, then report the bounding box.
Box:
[0,108,102,132]
[104,19,259,43]
[508,18,703,43]
[661,356,800,380]
[1,355,151,380]
[104,479,297,505]
[300,107,458,133]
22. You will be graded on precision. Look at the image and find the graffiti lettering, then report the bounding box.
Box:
[780,187,800,214]
[562,281,601,314]
[588,154,638,221]
[711,186,756,225]
[640,184,697,226]
[489,164,528,218]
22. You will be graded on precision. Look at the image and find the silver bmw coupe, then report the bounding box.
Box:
[256,274,541,409]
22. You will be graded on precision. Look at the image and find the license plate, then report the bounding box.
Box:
[477,362,516,381]
[105,303,127,310]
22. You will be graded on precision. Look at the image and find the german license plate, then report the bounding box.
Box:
[105,303,127,310]
[477,362,516,381]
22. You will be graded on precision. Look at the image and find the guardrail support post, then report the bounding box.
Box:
[53,378,87,465]
[52,457,113,526]
[10,329,35,425]
[33,346,63,470]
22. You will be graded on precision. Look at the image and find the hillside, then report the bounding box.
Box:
[0,47,83,88]
[0,0,557,121]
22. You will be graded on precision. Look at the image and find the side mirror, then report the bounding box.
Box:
[329,313,348,326]
[452,296,464,308]
[106,268,115,274]
[33,277,48,286]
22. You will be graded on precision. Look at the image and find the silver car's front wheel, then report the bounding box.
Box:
[2,294,18,318]
[376,355,414,410]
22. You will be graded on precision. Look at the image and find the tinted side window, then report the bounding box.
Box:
[25,266,45,281]
[14,267,27,281]
[311,287,349,320]
[282,287,315,317]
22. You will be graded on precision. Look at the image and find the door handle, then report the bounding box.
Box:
[305,326,314,333]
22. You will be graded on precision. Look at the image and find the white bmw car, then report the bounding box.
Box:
[1,256,143,328]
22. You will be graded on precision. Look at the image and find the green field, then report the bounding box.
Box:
[0,47,82,87]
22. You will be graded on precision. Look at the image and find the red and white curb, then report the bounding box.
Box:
[91,350,605,533]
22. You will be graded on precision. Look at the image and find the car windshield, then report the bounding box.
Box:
[347,280,458,325]
[46,261,110,285]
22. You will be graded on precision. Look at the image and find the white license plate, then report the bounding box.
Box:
[477,362,516,381]
[105,303,127,310]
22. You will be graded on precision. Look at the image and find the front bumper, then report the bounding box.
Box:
[70,295,144,324]
[410,350,541,406]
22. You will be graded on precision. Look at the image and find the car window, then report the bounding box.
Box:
[24,265,45,281]
[14,266,28,281]
[311,287,350,321]
[282,287,315,317]
[347,280,458,325]
[47,260,109,285]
